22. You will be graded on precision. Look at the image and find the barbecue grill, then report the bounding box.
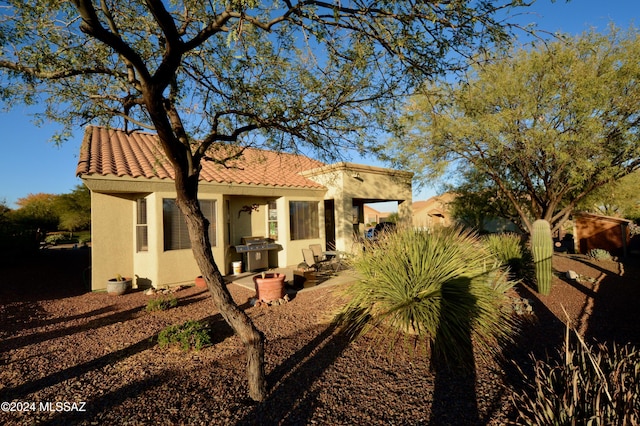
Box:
[234,236,282,271]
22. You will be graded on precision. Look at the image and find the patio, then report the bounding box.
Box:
[225,266,358,294]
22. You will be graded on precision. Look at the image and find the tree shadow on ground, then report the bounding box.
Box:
[0,248,91,303]
[497,282,568,423]
[0,291,211,354]
[553,253,640,346]
[236,323,352,425]
[429,277,479,426]
[0,311,235,403]
[581,261,640,347]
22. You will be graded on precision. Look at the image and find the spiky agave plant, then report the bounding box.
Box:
[335,225,518,371]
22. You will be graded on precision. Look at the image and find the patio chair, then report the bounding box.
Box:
[309,244,327,262]
[302,248,335,273]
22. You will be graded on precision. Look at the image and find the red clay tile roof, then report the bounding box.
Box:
[76,126,326,189]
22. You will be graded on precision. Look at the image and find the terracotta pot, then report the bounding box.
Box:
[253,273,286,303]
[195,276,207,288]
[107,278,132,296]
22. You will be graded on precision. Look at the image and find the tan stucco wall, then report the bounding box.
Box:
[149,191,226,287]
[281,196,325,267]
[84,163,410,286]
[90,191,135,291]
[304,163,413,253]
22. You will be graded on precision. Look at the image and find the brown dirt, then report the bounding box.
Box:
[0,248,639,425]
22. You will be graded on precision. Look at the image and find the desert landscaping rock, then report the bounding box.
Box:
[1,249,639,425]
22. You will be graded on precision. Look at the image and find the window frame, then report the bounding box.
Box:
[289,200,319,241]
[267,200,278,241]
[163,198,217,251]
[136,198,148,252]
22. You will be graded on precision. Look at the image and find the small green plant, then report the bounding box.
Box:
[483,232,532,281]
[158,320,212,351]
[531,219,554,295]
[588,248,613,261]
[146,296,178,312]
[512,320,640,425]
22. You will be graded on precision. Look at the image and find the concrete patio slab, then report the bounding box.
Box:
[225,266,358,294]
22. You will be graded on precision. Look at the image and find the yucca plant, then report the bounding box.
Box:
[512,321,640,425]
[334,225,518,372]
[483,232,532,281]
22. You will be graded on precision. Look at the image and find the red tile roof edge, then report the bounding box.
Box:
[76,125,326,189]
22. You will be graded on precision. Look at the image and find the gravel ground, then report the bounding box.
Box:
[0,248,638,425]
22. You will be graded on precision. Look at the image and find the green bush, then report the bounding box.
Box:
[78,233,91,245]
[588,248,613,261]
[483,232,532,281]
[335,225,518,371]
[512,328,639,425]
[44,233,68,245]
[146,297,178,312]
[158,320,212,351]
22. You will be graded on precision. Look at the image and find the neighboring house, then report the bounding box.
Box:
[412,193,457,228]
[363,204,390,225]
[76,126,413,290]
[412,192,519,233]
[573,212,631,258]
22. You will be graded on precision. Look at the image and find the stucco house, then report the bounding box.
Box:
[412,192,457,228]
[363,204,391,225]
[76,126,413,291]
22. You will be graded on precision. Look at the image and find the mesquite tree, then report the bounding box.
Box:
[0,0,529,401]
[391,28,640,235]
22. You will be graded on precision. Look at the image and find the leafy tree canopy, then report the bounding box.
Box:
[391,27,640,234]
[7,186,91,232]
[12,192,59,230]
[0,0,533,401]
[0,0,527,158]
[577,171,640,221]
[54,184,91,233]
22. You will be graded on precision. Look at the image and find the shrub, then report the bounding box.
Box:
[146,297,178,312]
[483,232,532,281]
[44,233,68,245]
[158,320,211,351]
[334,225,518,371]
[588,248,613,261]
[512,327,639,425]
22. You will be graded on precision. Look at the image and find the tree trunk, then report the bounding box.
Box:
[175,191,267,402]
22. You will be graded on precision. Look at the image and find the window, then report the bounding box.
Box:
[268,201,278,240]
[136,198,148,252]
[163,199,217,251]
[289,201,319,240]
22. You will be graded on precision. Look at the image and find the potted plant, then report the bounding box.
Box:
[195,276,207,288]
[253,272,286,303]
[107,274,132,296]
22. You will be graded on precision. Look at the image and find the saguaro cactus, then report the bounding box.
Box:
[531,219,554,295]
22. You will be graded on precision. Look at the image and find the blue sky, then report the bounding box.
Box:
[0,0,638,209]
